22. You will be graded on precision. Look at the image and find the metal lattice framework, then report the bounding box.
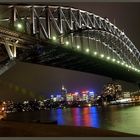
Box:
[0,5,140,75]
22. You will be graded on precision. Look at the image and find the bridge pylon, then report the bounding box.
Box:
[4,39,17,60]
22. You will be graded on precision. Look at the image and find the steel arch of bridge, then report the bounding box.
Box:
[0,5,140,74]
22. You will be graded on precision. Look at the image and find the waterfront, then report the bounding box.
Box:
[4,104,140,136]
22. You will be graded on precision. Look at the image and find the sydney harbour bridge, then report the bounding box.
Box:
[0,4,140,84]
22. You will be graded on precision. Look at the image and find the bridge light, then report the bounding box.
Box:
[117,61,120,64]
[112,58,116,62]
[94,52,97,55]
[128,65,132,68]
[125,64,128,67]
[16,23,23,30]
[107,56,110,60]
[121,62,124,65]
[52,36,56,41]
[77,45,80,49]
[86,48,89,53]
[65,41,69,45]
[100,54,104,58]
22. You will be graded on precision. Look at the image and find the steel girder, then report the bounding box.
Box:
[0,5,140,68]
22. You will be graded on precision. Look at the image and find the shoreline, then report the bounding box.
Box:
[0,120,139,137]
[4,102,140,113]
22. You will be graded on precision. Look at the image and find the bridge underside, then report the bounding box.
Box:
[15,41,140,84]
[0,5,139,84]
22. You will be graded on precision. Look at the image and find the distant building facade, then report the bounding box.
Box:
[101,82,122,101]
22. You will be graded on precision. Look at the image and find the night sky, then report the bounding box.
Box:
[0,2,140,101]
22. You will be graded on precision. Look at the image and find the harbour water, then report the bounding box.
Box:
[5,104,140,135]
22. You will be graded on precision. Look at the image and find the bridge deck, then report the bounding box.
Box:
[0,25,139,83]
[20,40,140,83]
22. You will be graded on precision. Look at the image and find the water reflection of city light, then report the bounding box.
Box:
[56,109,64,125]
[70,107,100,128]
[89,107,100,128]
[71,108,82,126]
[83,107,91,126]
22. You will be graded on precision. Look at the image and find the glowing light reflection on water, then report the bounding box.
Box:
[5,105,140,135]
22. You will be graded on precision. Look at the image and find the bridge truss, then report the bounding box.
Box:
[0,5,140,82]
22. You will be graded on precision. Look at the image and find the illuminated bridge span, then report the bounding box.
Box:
[0,4,140,83]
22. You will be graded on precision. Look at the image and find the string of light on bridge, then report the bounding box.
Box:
[15,22,23,30]
[52,36,140,73]
[14,22,140,74]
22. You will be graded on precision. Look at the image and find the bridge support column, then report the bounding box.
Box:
[4,40,16,60]
[12,44,17,58]
[58,7,64,44]
[70,33,74,48]
[45,7,51,39]
[60,36,64,44]
[10,6,16,29]
[80,32,84,51]
[31,6,36,35]
[24,17,28,34]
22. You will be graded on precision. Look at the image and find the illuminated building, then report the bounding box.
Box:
[61,85,67,101]
[114,84,122,98]
[89,91,95,101]
[66,93,73,101]
[72,92,80,101]
[82,94,88,101]
[102,83,122,101]
[50,95,56,102]
[122,92,131,98]
[53,97,57,102]
[81,91,89,102]
[130,90,140,102]
[50,95,54,99]
[56,95,62,101]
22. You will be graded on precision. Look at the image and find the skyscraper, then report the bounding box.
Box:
[61,85,67,101]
